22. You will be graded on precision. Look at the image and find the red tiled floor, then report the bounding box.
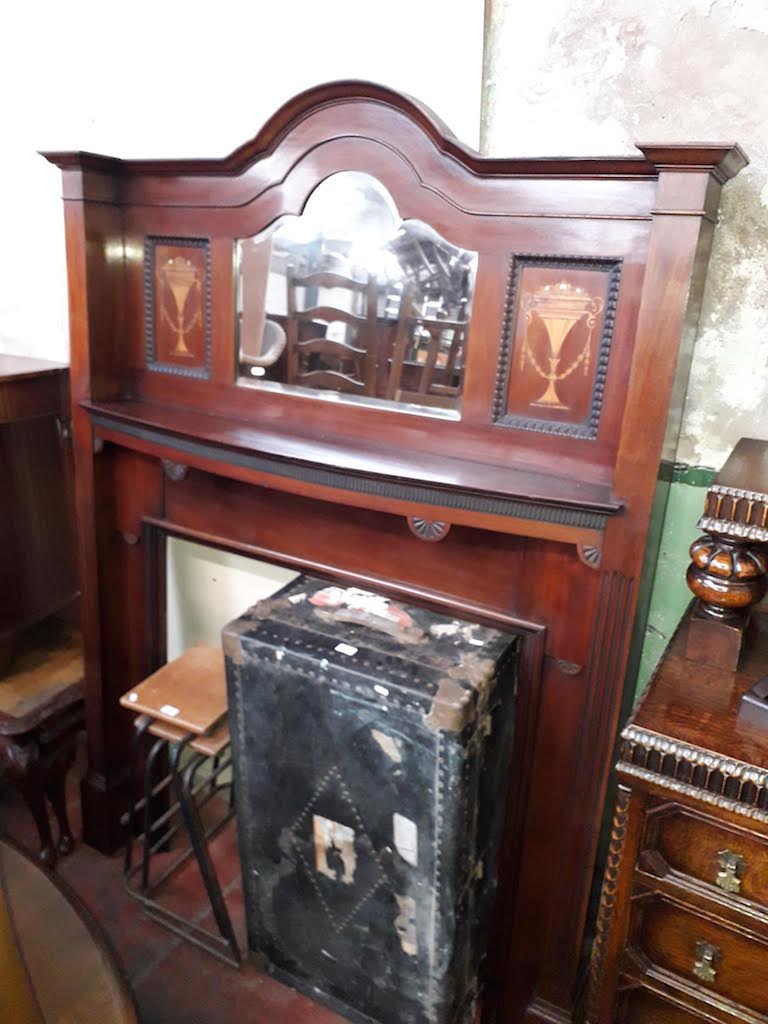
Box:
[0,743,345,1024]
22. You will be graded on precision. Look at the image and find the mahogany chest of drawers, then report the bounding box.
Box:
[587,609,768,1023]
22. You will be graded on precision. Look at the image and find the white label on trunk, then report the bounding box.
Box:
[371,728,402,762]
[313,815,357,884]
[394,894,418,956]
[334,642,358,656]
[393,813,418,867]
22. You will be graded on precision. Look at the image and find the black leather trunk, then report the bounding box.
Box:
[224,576,520,1024]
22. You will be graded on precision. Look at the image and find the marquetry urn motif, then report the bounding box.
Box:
[519,280,604,410]
[145,237,211,378]
[157,256,201,357]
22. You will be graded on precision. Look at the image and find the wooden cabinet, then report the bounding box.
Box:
[0,355,77,654]
[590,758,768,1024]
[0,355,82,868]
[588,441,768,1024]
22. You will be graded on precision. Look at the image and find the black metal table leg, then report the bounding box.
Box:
[176,752,241,965]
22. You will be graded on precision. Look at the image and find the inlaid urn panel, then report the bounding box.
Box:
[145,236,211,378]
[494,256,621,439]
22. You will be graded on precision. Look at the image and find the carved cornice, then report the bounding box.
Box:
[586,787,631,1023]
[619,724,768,823]
[617,763,768,825]
[41,86,747,184]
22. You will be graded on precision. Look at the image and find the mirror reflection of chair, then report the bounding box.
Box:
[285,269,379,396]
[386,307,467,409]
[240,317,287,370]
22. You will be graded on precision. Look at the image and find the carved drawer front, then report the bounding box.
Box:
[629,893,768,1016]
[617,985,732,1023]
[642,803,768,909]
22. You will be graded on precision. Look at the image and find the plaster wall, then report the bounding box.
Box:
[1,0,484,365]
[1,0,484,652]
[483,0,768,690]
[483,0,768,470]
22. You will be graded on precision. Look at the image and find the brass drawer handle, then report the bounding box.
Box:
[716,849,745,894]
[693,940,721,984]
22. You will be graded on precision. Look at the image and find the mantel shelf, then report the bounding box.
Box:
[84,398,622,551]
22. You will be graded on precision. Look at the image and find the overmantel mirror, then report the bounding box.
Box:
[235,171,477,418]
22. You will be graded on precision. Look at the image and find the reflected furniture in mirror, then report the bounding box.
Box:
[44,82,745,1023]
[236,171,475,414]
[285,269,380,395]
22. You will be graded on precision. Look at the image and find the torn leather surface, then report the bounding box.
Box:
[225,574,520,1024]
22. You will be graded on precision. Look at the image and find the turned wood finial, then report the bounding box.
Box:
[687,535,767,623]
[685,439,768,669]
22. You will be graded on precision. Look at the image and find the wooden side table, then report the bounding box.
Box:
[0,621,84,867]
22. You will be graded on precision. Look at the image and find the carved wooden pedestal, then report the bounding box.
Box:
[685,440,768,671]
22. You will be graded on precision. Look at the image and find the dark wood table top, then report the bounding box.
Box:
[0,355,67,383]
[0,836,138,1023]
[0,621,83,736]
[630,607,768,770]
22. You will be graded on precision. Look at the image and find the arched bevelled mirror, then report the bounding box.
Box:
[235,172,477,417]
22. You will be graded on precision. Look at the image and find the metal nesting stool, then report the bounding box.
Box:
[119,645,240,967]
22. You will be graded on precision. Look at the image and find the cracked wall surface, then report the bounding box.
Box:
[483,0,768,467]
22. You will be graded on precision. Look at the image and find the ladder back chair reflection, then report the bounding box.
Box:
[119,645,240,967]
[386,311,467,409]
[285,268,379,395]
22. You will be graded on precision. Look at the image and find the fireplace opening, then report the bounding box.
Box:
[165,536,297,658]
[160,534,526,1024]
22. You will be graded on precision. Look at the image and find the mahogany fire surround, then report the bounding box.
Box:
[43,82,746,1024]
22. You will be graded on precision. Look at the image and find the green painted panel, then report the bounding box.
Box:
[634,473,714,699]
